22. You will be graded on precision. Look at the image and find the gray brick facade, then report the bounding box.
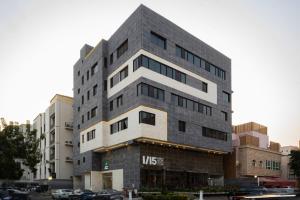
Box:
[73,4,232,190]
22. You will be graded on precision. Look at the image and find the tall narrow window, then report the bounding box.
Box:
[87,70,90,80]
[91,107,97,118]
[221,111,228,121]
[93,84,98,96]
[120,66,128,81]
[82,135,84,143]
[202,82,208,93]
[104,57,107,68]
[110,53,113,64]
[110,77,114,88]
[117,39,128,58]
[178,120,186,132]
[91,62,98,76]
[104,80,107,91]
[117,95,123,107]
[150,31,166,49]
[110,101,113,111]
[81,95,84,105]
[81,75,84,85]
[87,90,90,100]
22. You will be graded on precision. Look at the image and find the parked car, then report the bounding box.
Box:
[0,188,12,200]
[7,189,30,200]
[51,189,73,199]
[68,189,96,200]
[94,190,123,200]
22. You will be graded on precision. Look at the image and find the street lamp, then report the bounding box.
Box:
[48,176,53,181]
[254,175,259,187]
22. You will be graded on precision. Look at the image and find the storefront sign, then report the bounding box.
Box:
[103,160,109,170]
[142,155,164,166]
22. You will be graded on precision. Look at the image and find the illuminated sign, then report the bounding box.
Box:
[142,155,164,166]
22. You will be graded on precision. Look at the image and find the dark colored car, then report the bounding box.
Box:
[0,188,12,200]
[69,190,96,200]
[7,189,30,200]
[93,190,123,200]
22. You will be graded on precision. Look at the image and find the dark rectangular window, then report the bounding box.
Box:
[117,95,123,107]
[222,111,228,121]
[91,107,97,118]
[120,66,128,81]
[202,82,208,93]
[87,90,90,100]
[202,127,227,141]
[175,44,226,80]
[81,95,84,105]
[104,80,107,91]
[110,77,114,88]
[133,55,186,84]
[87,111,90,120]
[77,106,80,112]
[77,88,80,94]
[150,31,166,49]
[223,91,231,103]
[82,134,84,143]
[87,129,96,141]
[91,62,98,76]
[110,53,113,64]
[93,84,98,96]
[77,70,80,76]
[81,75,84,85]
[137,83,164,101]
[104,57,107,68]
[171,93,212,116]
[139,111,155,126]
[117,39,128,58]
[87,70,90,80]
[178,120,186,132]
[110,118,128,134]
[81,115,84,123]
[110,100,113,111]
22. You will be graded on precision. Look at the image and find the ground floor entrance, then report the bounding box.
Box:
[75,142,226,191]
[141,169,211,190]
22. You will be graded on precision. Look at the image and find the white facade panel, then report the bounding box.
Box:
[107,49,218,104]
[80,106,167,153]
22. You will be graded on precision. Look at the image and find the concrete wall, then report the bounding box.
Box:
[238,146,281,177]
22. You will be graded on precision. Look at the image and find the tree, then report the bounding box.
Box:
[289,150,300,183]
[0,124,42,180]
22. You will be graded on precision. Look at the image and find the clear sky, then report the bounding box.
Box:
[0,0,299,146]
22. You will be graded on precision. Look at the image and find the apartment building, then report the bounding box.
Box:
[73,5,232,191]
[280,145,299,180]
[225,122,281,180]
[33,94,73,188]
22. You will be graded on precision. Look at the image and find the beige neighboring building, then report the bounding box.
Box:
[225,122,281,179]
[280,145,299,180]
[33,94,73,188]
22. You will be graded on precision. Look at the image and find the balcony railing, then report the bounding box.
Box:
[65,122,73,130]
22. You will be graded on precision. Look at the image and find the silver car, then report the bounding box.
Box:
[51,189,73,199]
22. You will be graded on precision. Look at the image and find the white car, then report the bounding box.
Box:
[51,189,73,199]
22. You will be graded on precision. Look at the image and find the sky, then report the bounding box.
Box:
[0,0,299,146]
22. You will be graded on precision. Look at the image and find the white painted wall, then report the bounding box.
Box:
[107,49,217,104]
[80,106,167,153]
[84,173,91,190]
[91,171,102,192]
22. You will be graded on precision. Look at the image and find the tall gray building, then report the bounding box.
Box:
[73,5,232,191]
